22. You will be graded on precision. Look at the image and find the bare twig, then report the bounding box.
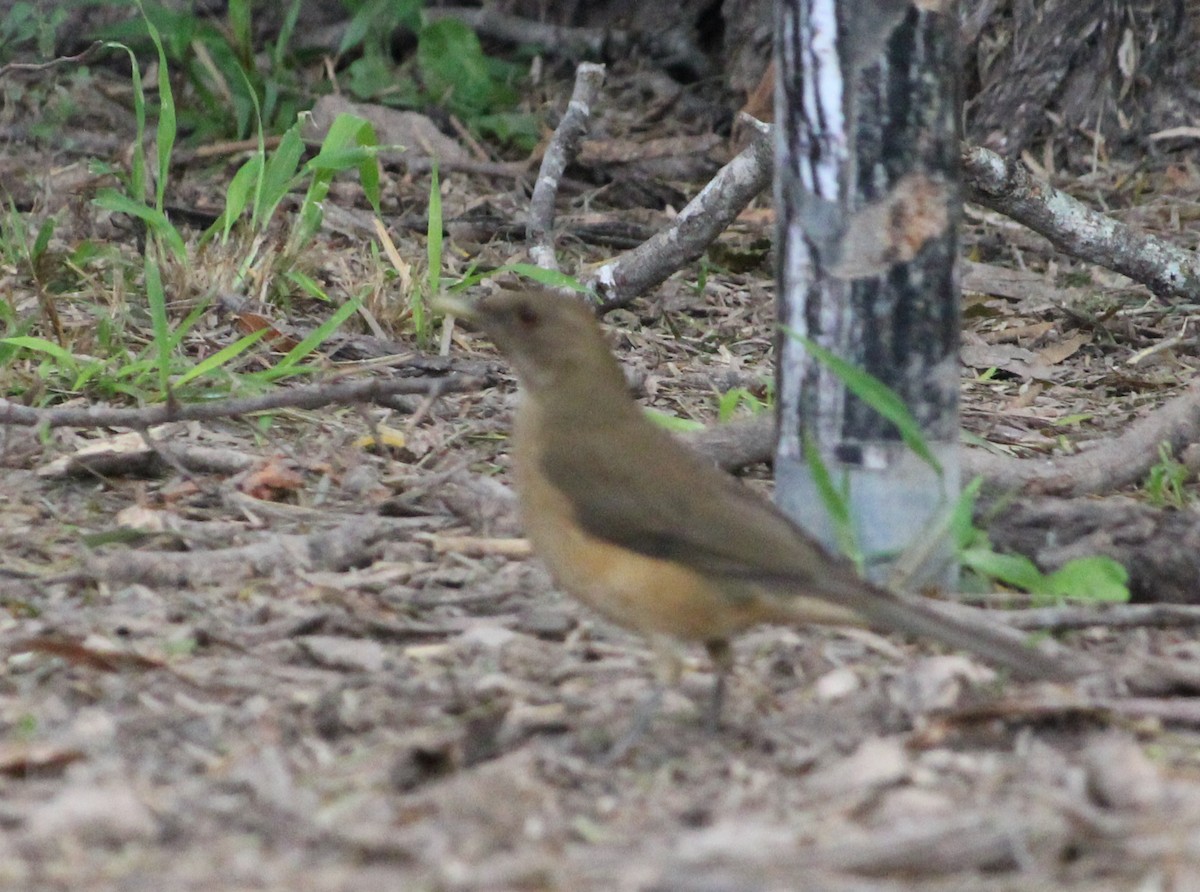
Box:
[423,8,714,80]
[987,603,1200,632]
[685,376,1200,498]
[587,126,773,311]
[422,534,532,558]
[425,7,610,59]
[0,42,103,77]
[0,374,479,432]
[966,378,1200,496]
[84,516,439,589]
[527,62,606,273]
[685,412,774,471]
[937,694,1200,728]
[962,144,1200,301]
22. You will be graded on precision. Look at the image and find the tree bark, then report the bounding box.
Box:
[773,0,962,586]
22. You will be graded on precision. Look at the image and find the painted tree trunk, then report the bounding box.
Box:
[773,0,962,586]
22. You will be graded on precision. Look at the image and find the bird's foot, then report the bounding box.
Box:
[600,683,663,764]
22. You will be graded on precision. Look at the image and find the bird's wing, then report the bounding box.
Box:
[540,416,1085,681]
[540,416,838,587]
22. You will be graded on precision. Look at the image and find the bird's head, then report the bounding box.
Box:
[437,290,627,397]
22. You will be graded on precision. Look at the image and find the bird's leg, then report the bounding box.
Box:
[704,638,733,733]
[603,638,681,762]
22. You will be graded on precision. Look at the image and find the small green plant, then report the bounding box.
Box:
[415,162,443,347]
[717,385,771,423]
[340,3,537,150]
[0,1,66,60]
[2,6,383,405]
[644,409,705,433]
[99,0,306,139]
[1144,442,1190,508]
[952,479,1129,605]
[784,328,1129,603]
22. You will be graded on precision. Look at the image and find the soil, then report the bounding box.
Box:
[3,46,1200,892]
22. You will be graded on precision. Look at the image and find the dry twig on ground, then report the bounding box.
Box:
[962,144,1200,301]
[527,62,606,273]
[995,603,1200,632]
[966,378,1200,497]
[0,374,478,432]
[83,515,438,589]
[588,125,773,311]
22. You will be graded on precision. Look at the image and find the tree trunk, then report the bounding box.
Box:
[772,0,962,586]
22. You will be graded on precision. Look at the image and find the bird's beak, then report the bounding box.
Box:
[431,294,479,325]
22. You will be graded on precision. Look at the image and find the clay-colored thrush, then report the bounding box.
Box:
[443,290,1078,724]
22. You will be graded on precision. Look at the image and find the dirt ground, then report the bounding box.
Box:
[4,48,1200,892]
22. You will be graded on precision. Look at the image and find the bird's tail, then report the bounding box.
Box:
[818,574,1088,682]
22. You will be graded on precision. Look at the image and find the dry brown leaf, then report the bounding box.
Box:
[238,458,305,500]
[1039,332,1091,365]
[15,637,165,673]
[0,743,86,777]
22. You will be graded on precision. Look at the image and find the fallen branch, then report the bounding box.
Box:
[0,373,479,432]
[528,62,606,273]
[935,694,1200,728]
[83,515,439,589]
[423,8,715,81]
[967,378,1200,497]
[995,603,1200,632]
[962,144,1200,301]
[685,412,774,471]
[587,125,774,311]
[687,378,1200,501]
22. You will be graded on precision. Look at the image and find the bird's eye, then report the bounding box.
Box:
[516,303,539,327]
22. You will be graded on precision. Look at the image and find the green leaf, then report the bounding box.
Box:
[450,263,592,294]
[173,326,271,387]
[960,546,1045,592]
[139,5,176,215]
[0,335,78,370]
[418,18,511,117]
[271,298,361,373]
[644,408,705,433]
[803,430,861,567]
[417,161,442,346]
[284,269,330,301]
[93,188,186,261]
[948,476,984,550]
[257,124,305,224]
[1039,556,1130,604]
[787,329,942,475]
[503,264,591,292]
[102,41,147,202]
[216,153,263,238]
[473,112,539,150]
[717,387,766,422]
[227,0,252,62]
[31,217,54,263]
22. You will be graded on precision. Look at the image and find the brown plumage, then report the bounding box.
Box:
[444,290,1081,730]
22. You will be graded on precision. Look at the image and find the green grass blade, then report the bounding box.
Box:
[136,2,176,215]
[643,408,705,432]
[272,297,361,373]
[257,124,305,226]
[103,41,147,203]
[166,294,213,353]
[173,326,271,387]
[785,328,943,475]
[143,257,171,396]
[93,189,187,260]
[0,336,78,370]
[803,430,862,568]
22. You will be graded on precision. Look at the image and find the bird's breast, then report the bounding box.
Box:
[512,405,778,641]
